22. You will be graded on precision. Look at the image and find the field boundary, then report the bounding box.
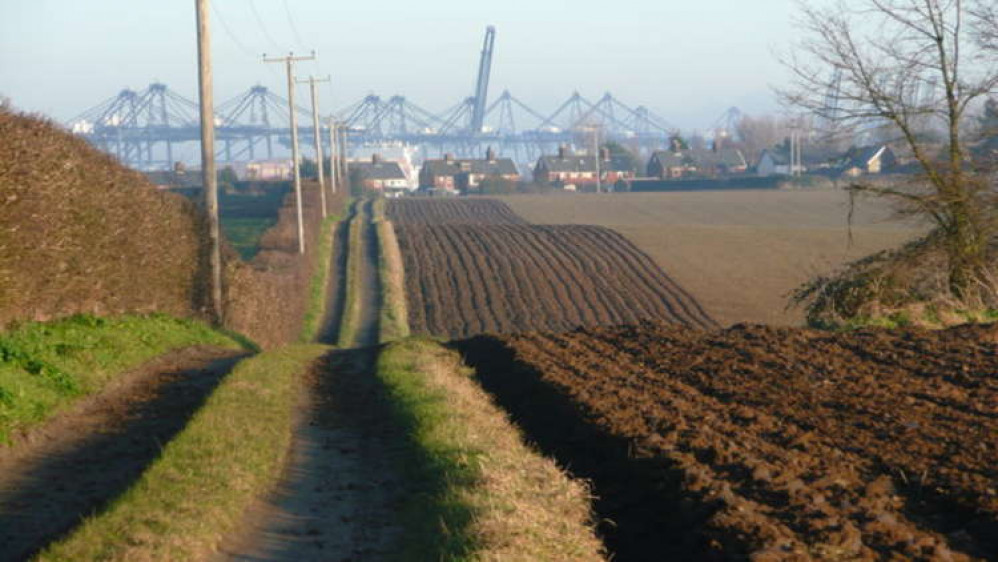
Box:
[375,338,604,560]
[36,344,329,561]
[373,199,410,343]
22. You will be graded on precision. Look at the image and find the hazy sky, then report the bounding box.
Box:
[1,0,805,129]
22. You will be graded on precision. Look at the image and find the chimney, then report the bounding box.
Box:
[600,147,610,162]
[486,146,496,161]
[558,145,567,159]
[444,153,454,162]
[372,153,381,164]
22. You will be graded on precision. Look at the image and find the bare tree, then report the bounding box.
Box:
[782,0,998,299]
[734,114,790,162]
[972,2,998,50]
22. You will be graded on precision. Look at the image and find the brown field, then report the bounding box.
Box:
[457,322,998,561]
[499,190,922,326]
[387,199,716,338]
[385,198,526,225]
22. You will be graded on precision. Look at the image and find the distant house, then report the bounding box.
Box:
[349,154,409,192]
[419,148,519,193]
[420,156,462,191]
[349,144,420,187]
[534,147,599,187]
[756,149,792,177]
[840,145,896,177]
[244,159,294,181]
[647,148,748,179]
[603,149,638,184]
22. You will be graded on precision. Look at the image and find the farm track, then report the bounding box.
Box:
[457,323,998,561]
[0,346,247,562]
[388,198,716,338]
[224,199,407,562]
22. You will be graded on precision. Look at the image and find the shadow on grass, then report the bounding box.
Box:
[0,349,246,562]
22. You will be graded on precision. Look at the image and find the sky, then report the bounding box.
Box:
[0,0,805,130]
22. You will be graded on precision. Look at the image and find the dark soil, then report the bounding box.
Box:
[457,322,998,561]
[387,198,526,225]
[0,346,246,561]
[394,221,717,338]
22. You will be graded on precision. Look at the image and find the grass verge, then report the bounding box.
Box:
[821,306,998,331]
[36,343,329,562]
[220,216,277,261]
[373,200,410,343]
[376,338,604,561]
[299,213,342,343]
[0,314,251,445]
[336,200,364,348]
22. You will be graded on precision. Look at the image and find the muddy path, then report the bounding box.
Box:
[351,199,383,348]
[317,201,356,345]
[0,346,246,562]
[222,199,406,562]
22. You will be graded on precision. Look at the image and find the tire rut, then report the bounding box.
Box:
[222,199,405,562]
[0,346,247,562]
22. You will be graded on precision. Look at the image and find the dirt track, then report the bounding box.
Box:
[0,346,246,562]
[224,200,407,561]
[458,323,998,561]
[389,199,716,338]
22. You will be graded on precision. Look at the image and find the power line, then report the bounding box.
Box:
[247,0,282,51]
[210,0,257,58]
[281,0,308,51]
[213,1,283,84]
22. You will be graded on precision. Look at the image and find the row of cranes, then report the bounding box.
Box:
[67,26,745,169]
[68,82,691,168]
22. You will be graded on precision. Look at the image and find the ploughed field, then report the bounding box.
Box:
[459,322,998,560]
[387,199,716,338]
[385,198,527,225]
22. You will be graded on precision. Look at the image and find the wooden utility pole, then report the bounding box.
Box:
[328,118,338,194]
[264,52,315,254]
[593,127,602,194]
[195,0,223,323]
[297,75,331,217]
[338,125,349,193]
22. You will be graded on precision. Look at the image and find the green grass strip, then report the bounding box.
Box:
[220,216,277,261]
[373,200,410,343]
[299,214,342,343]
[376,339,603,561]
[0,314,252,445]
[36,343,329,562]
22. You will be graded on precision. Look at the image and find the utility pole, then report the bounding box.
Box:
[264,51,315,254]
[593,127,602,194]
[338,125,349,194]
[297,75,331,217]
[195,0,223,323]
[328,118,338,194]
